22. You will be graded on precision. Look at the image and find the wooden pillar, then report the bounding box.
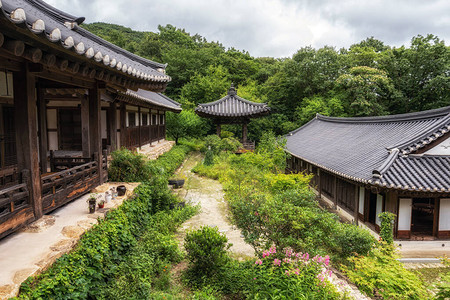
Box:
[216,123,221,137]
[107,102,117,151]
[354,185,359,225]
[13,66,42,219]
[37,84,48,173]
[242,123,248,143]
[138,106,142,149]
[333,176,338,209]
[81,96,90,157]
[88,83,103,184]
[120,103,126,148]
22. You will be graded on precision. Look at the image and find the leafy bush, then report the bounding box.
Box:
[184,226,231,277]
[204,134,241,154]
[149,144,191,175]
[343,243,429,299]
[379,211,396,244]
[108,148,151,181]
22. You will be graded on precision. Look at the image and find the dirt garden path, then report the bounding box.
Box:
[173,152,255,260]
[171,153,369,299]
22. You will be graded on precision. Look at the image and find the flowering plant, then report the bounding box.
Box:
[248,246,342,299]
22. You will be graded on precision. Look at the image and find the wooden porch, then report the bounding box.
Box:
[0,151,108,239]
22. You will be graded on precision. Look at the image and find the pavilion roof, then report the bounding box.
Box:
[286,106,450,193]
[195,85,270,119]
[0,0,170,89]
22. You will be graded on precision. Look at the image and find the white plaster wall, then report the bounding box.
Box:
[439,199,450,230]
[398,198,412,230]
[47,109,58,150]
[101,110,107,139]
[375,194,383,226]
[358,187,365,215]
[48,132,58,150]
[424,137,450,155]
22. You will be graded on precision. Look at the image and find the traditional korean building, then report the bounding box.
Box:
[0,0,180,238]
[286,106,450,240]
[195,84,270,149]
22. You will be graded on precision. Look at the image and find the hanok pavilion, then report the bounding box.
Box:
[286,107,450,240]
[0,0,180,238]
[195,84,270,149]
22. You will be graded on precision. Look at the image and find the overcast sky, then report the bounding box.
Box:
[47,0,449,58]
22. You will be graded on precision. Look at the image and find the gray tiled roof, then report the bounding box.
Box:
[116,89,181,112]
[286,106,450,192]
[195,85,270,118]
[0,0,171,83]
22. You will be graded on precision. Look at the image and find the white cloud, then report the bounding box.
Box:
[46,0,450,57]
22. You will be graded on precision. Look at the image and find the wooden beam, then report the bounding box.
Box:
[23,48,42,63]
[333,176,338,209]
[120,102,126,148]
[0,33,4,48]
[36,68,95,89]
[68,62,80,74]
[89,82,103,183]
[42,54,56,67]
[81,96,90,157]
[138,106,142,149]
[56,59,68,71]
[13,65,42,219]
[37,84,48,174]
[3,40,25,56]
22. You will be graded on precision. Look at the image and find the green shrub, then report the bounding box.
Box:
[333,223,376,261]
[379,211,396,244]
[343,243,429,299]
[219,130,234,138]
[184,226,231,277]
[108,148,151,181]
[150,144,191,175]
[204,134,241,155]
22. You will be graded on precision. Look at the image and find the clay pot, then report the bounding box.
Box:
[88,199,96,214]
[168,179,185,189]
[117,185,126,196]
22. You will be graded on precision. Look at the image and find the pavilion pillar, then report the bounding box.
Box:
[37,84,48,173]
[216,123,221,137]
[81,96,90,157]
[138,106,142,149]
[89,82,104,184]
[13,66,42,219]
[242,123,248,144]
[107,102,117,151]
[120,103,127,149]
[333,176,338,209]
[354,185,359,225]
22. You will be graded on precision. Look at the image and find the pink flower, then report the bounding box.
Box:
[273,258,281,266]
[253,277,256,280]
[285,270,290,276]
[324,255,330,266]
[255,259,263,265]
[269,246,276,254]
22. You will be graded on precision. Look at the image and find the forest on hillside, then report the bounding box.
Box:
[83,23,450,140]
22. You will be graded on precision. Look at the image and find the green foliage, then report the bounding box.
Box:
[184,226,231,277]
[343,243,429,299]
[108,148,151,182]
[436,256,450,299]
[18,182,197,299]
[379,211,396,244]
[166,110,209,143]
[149,144,192,176]
[203,134,241,155]
[295,95,345,124]
[179,65,230,109]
